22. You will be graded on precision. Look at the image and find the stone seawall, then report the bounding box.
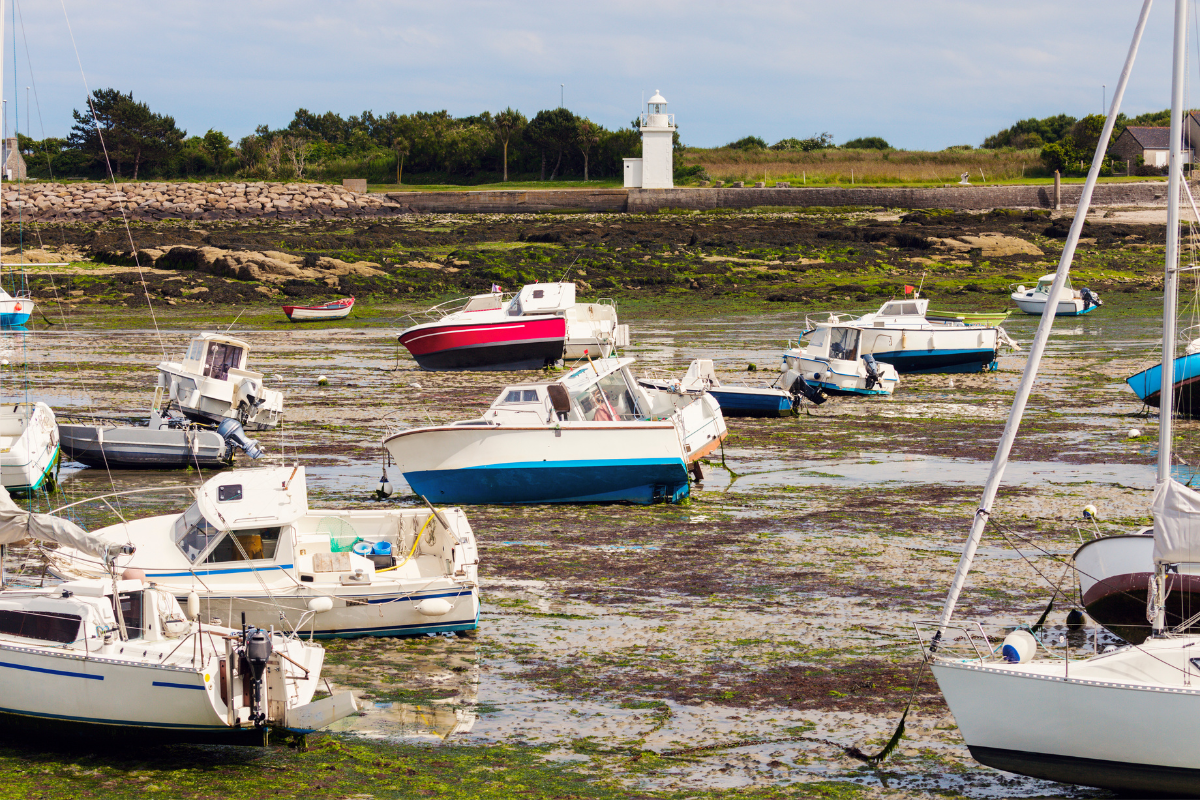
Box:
[0,181,404,222]
[0,180,1174,222]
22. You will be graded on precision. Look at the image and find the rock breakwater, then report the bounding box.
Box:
[0,181,407,222]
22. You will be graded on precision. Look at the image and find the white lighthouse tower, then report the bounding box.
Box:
[623,90,675,189]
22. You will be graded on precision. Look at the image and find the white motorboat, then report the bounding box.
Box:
[0,483,355,741]
[926,8,1200,793]
[397,282,629,370]
[383,357,727,504]
[0,400,59,493]
[781,322,899,397]
[157,332,284,431]
[47,465,480,639]
[1010,274,1102,316]
[638,359,801,416]
[808,296,1013,374]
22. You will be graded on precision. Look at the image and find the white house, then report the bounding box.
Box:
[623,91,675,189]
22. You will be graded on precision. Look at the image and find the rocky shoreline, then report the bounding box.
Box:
[0,181,407,222]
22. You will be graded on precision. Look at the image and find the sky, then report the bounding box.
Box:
[0,0,1192,151]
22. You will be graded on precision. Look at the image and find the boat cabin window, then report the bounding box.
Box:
[502,389,541,403]
[174,503,223,563]
[0,609,81,644]
[828,328,860,361]
[203,342,243,380]
[1036,277,1071,293]
[506,295,523,317]
[114,591,143,639]
[576,372,640,421]
[187,340,203,362]
[882,302,919,316]
[203,527,282,563]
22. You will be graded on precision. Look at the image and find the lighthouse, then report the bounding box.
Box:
[623,90,675,189]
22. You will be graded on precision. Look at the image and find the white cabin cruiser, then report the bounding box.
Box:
[817,296,1011,374]
[398,282,629,371]
[0,484,355,741]
[158,333,283,431]
[47,466,480,639]
[383,357,727,504]
[782,322,899,397]
[1011,274,1102,316]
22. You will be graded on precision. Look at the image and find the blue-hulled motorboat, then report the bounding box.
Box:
[639,359,799,417]
[1127,342,1200,415]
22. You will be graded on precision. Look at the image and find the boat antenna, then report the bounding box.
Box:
[559,254,581,284]
[915,271,926,299]
[929,0,1153,650]
[224,308,246,333]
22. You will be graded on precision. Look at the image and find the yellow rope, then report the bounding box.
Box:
[376,513,431,573]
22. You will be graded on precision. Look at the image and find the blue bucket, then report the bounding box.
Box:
[352,541,374,557]
[373,541,393,556]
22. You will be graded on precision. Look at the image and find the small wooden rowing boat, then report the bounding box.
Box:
[283,296,355,321]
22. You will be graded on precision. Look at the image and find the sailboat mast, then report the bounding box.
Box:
[930,0,1155,643]
[1158,0,1188,481]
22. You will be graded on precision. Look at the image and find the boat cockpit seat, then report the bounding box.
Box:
[547,384,572,420]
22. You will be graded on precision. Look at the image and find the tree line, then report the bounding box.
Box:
[983,109,1178,177]
[18,89,656,184]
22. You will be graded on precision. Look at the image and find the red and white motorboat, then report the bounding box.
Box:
[283,296,355,321]
[398,282,628,371]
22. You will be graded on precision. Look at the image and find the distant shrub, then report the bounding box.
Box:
[945,144,974,152]
[771,133,834,152]
[674,164,707,181]
[726,136,768,150]
[842,136,890,150]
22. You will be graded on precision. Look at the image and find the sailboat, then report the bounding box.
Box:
[926,2,1200,793]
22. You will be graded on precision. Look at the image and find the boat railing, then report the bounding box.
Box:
[401,292,516,326]
[912,620,995,662]
[802,311,851,330]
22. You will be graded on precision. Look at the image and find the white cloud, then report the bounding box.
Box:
[0,0,1186,149]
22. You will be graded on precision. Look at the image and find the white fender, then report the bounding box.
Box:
[415,598,453,617]
[307,597,335,614]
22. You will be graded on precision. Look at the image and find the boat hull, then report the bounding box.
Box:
[1073,534,1200,644]
[1012,296,1094,316]
[0,402,59,493]
[708,387,796,417]
[59,423,231,470]
[783,352,897,396]
[869,348,998,374]
[183,585,479,639]
[385,425,694,504]
[932,648,1200,796]
[1127,353,1200,415]
[398,316,566,371]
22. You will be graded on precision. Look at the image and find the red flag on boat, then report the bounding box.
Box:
[904,284,915,295]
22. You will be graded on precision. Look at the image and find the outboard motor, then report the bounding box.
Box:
[242,628,273,727]
[233,377,266,415]
[788,372,827,406]
[1080,286,1102,310]
[862,354,883,390]
[216,418,264,459]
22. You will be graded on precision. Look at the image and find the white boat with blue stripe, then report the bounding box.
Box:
[801,296,1015,375]
[383,357,727,504]
[782,323,899,397]
[47,466,481,639]
[0,485,355,742]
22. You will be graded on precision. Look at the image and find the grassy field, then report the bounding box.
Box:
[676,146,1158,187]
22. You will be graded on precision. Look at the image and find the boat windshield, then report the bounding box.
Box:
[1036,276,1071,294]
[575,372,641,421]
[828,327,860,361]
[506,295,523,317]
[203,342,243,380]
[201,528,282,563]
[174,503,223,563]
